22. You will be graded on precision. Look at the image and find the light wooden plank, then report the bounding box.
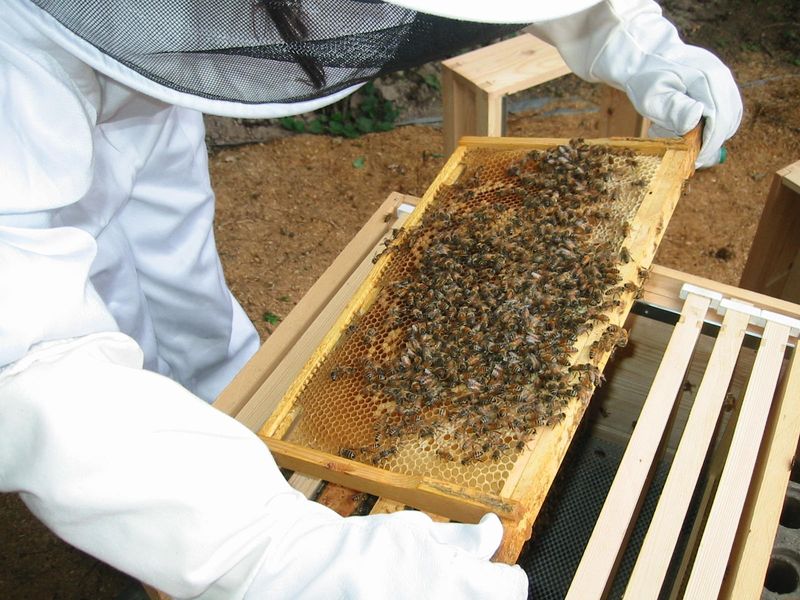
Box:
[441,33,570,97]
[288,472,325,499]
[214,192,415,422]
[369,497,406,515]
[458,127,701,161]
[260,437,522,527]
[665,391,742,600]
[442,69,482,156]
[684,320,791,599]
[258,147,469,437]
[600,87,649,138]
[721,343,800,599]
[646,264,800,325]
[623,307,750,599]
[783,159,800,195]
[590,315,755,457]
[565,293,711,600]
[239,203,421,433]
[740,160,800,303]
[368,498,451,523]
[482,91,505,138]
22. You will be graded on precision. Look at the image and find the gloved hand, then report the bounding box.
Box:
[248,506,528,599]
[0,333,526,599]
[530,0,743,169]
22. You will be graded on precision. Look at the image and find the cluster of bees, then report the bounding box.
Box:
[335,139,648,466]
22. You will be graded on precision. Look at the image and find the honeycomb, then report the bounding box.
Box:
[281,141,661,495]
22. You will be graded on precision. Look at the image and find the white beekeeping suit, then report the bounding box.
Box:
[0,0,740,598]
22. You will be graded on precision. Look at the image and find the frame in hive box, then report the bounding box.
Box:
[254,133,700,559]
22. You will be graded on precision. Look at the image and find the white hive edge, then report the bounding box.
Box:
[718,298,767,328]
[397,203,416,216]
[679,283,724,309]
[761,309,800,337]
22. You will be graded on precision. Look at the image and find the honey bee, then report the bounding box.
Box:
[339,448,356,460]
[436,449,454,462]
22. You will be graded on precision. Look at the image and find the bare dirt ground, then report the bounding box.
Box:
[1,1,798,597]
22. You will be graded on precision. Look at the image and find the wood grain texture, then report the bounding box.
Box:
[739,160,800,303]
[214,193,415,423]
[441,33,570,97]
[623,307,750,599]
[260,437,522,527]
[256,137,698,562]
[721,343,800,599]
[566,293,711,600]
[645,264,800,332]
[684,320,791,599]
[599,87,649,138]
[442,69,482,156]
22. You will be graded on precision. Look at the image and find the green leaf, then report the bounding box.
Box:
[423,74,441,91]
[356,116,375,133]
[278,117,298,131]
[352,156,366,169]
[343,124,359,138]
[360,97,377,114]
[262,311,281,325]
[278,295,291,302]
[376,121,394,132]
[308,119,324,134]
[330,112,344,122]
[328,120,344,134]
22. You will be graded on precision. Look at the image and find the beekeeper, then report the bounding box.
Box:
[0,1,740,598]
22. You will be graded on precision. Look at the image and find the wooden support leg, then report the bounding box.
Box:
[600,87,649,138]
[442,68,505,157]
[443,68,478,157]
[740,160,800,303]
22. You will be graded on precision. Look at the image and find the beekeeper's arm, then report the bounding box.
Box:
[0,38,526,600]
[528,0,742,168]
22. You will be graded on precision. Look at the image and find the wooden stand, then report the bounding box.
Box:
[441,33,649,155]
[740,160,800,304]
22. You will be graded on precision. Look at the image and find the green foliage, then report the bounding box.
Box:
[422,73,441,91]
[352,156,366,169]
[262,311,282,325]
[279,82,399,138]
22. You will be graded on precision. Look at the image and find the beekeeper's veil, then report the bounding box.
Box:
[16,0,601,117]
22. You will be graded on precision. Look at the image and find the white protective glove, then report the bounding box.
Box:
[0,334,527,599]
[529,0,743,169]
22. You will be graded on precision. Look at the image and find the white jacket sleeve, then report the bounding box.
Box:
[0,24,527,600]
[529,0,743,168]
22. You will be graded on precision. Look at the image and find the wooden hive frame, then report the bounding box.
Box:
[250,133,701,558]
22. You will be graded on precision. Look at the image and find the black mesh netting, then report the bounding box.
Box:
[33,0,522,105]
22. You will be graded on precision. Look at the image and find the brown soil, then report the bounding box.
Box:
[2,2,798,597]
